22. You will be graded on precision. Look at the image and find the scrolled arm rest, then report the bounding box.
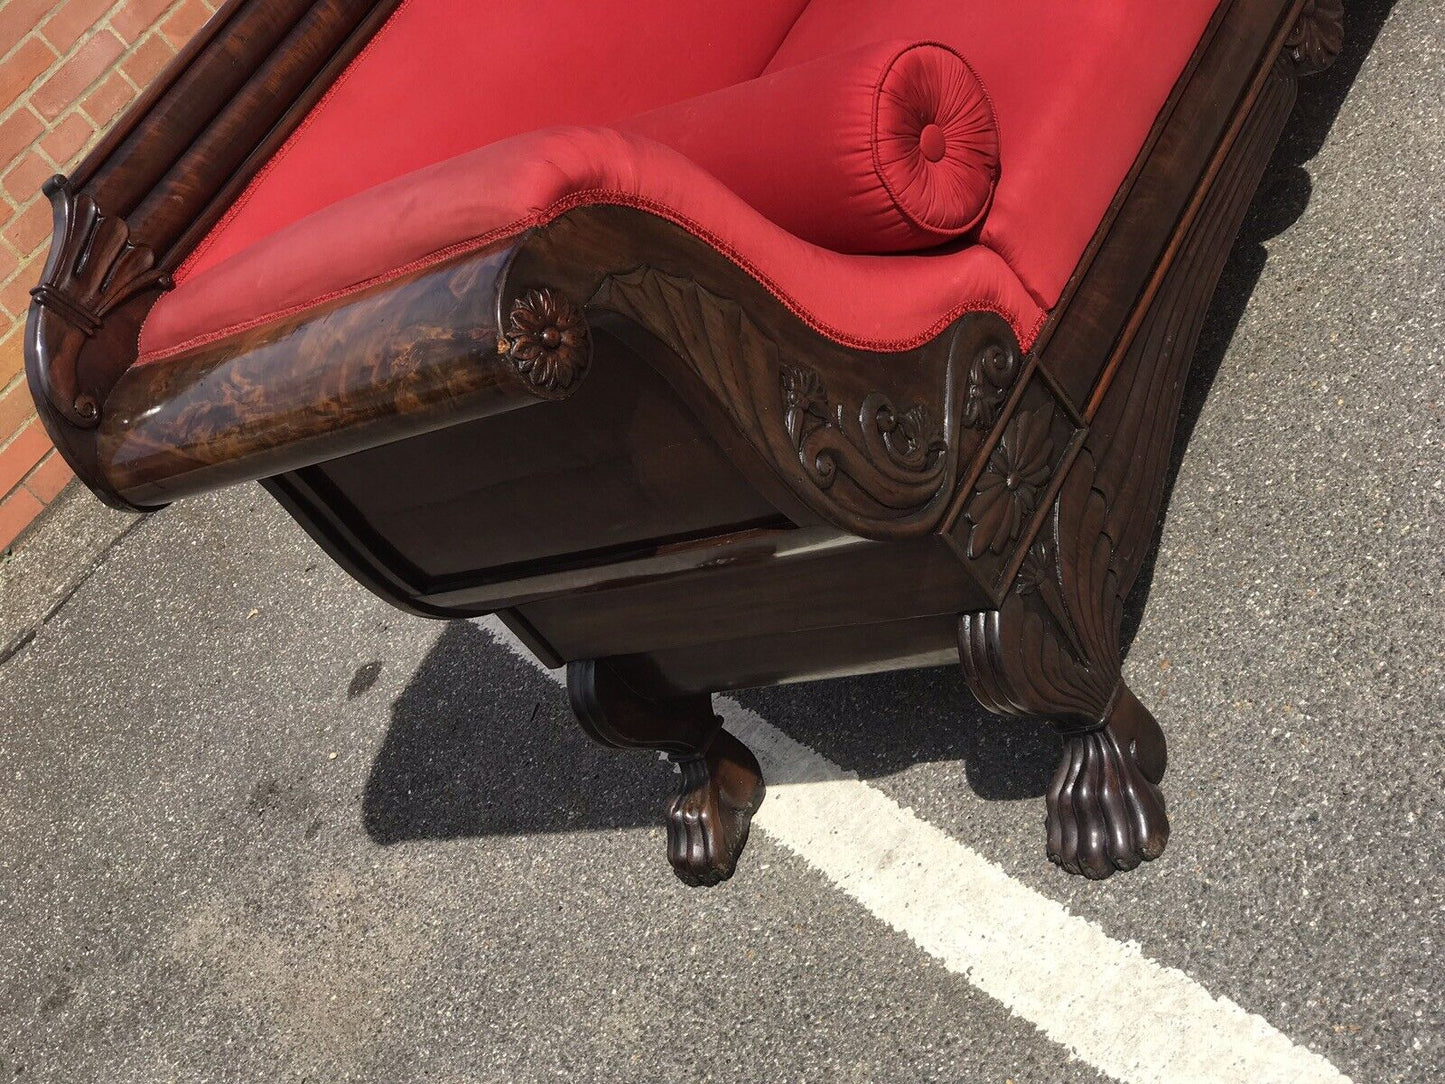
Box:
[24,0,402,506]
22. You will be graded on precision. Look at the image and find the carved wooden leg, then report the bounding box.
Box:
[1045,685,1169,878]
[957,22,1331,876]
[566,659,764,886]
[960,602,1170,880]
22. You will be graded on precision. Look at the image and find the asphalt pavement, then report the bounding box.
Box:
[0,1,1440,1081]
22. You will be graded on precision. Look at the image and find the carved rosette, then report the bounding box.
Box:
[1279,0,1344,77]
[499,287,590,398]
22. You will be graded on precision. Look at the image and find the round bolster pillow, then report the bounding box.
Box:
[615,39,999,254]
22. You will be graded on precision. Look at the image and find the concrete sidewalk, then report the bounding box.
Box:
[1,1,1440,1081]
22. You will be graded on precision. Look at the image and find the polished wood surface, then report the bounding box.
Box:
[97,245,546,505]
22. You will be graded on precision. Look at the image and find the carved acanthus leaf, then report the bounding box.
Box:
[29,177,169,426]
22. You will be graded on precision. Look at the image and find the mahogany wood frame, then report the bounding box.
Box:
[24,0,1343,885]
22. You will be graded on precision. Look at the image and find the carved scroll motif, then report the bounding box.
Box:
[591,266,985,538]
[779,362,947,511]
[961,342,1020,430]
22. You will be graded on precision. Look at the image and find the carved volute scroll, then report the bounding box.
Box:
[961,342,1021,430]
[779,361,948,511]
[28,177,169,427]
[590,265,1021,539]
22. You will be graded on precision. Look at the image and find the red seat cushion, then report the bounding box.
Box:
[136,127,1044,363]
[618,40,999,254]
[141,0,1224,364]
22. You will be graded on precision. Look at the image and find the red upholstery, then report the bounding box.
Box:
[140,0,1223,364]
[138,127,1043,362]
[618,40,998,254]
[767,0,1223,305]
[177,0,812,281]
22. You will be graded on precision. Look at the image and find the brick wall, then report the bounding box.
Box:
[0,0,217,550]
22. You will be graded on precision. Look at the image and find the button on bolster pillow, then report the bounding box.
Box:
[615,39,1000,255]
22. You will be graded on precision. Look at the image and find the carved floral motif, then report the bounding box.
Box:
[963,405,1055,557]
[780,361,946,498]
[780,364,828,446]
[501,288,589,394]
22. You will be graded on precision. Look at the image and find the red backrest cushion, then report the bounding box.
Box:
[768,0,1223,307]
[616,40,998,254]
[179,0,811,283]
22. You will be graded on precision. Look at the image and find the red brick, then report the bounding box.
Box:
[23,448,73,502]
[0,36,58,112]
[0,267,37,320]
[0,485,44,549]
[0,107,44,163]
[0,418,49,496]
[0,236,17,282]
[120,33,176,91]
[1,272,32,316]
[2,149,53,203]
[31,30,123,119]
[161,0,211,49]
[2,198,49,256]
[39,110,96,168]
[39,0,115,52]
[0,325,22,386]
[0,378,37,443]
[80,70,135,126]
[112,0,178,43]
[0,0,59,54]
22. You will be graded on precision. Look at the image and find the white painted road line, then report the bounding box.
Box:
[476,617,1351,1084]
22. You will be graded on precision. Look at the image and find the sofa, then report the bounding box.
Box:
[24,0,1344,885]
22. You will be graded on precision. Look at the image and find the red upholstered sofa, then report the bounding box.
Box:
[24,0,1343,884]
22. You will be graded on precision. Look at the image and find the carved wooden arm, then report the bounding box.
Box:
[90,200,1028,541]
[24,0,401,506]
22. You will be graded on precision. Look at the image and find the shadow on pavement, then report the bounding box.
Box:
[1121,0,1398,649]
[364,0,1395,844]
